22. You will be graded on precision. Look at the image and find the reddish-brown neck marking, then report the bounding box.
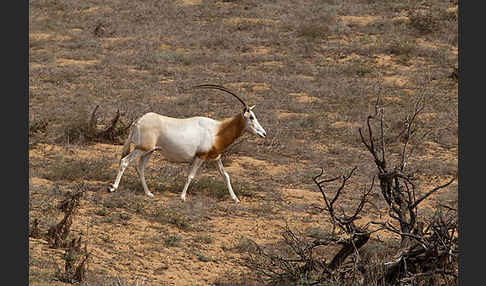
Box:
[197,114,246,160]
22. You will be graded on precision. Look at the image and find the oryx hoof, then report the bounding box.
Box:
[108,184,116,193]
[146,191,154,198]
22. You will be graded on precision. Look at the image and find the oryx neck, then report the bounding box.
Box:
[217,113,246,141]
[197,114,245,160]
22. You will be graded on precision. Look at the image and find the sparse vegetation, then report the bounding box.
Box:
[41,155,113,182]
[164,234,183,247]
[407,8,441,35]
[196,253,215,263]
[194,233,214,245]
[29,0,457,284]
[152,206,192,230]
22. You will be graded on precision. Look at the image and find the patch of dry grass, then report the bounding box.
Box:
[40,155,113,182]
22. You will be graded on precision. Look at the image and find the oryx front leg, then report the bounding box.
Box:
[216,158,240,203]
[109,149,144,193]
[180,157,204,202]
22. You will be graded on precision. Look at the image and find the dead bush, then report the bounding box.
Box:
[29,218,42,239]
[30,183,91,283]
[56,236,90,284]
[59,105,131,145]
[29,117,50,149]
[29,117,49,135]
[242,95,458,285]
[47,185,86,248]
[407,9,440,35]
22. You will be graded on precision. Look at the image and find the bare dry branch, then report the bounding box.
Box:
[89,105,100,132]
[348,176,376,224]
[313,167,359,231]
[411,176,456,209]
[400,94,426,171]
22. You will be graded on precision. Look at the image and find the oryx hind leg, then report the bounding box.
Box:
[136,149,156,198]
[108,149,144,193]
[180,157,205,202]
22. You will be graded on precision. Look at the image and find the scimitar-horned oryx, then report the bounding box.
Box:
[108,84,267,203]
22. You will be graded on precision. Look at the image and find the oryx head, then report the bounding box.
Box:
[193,84,267,138]
[242,104,266,138]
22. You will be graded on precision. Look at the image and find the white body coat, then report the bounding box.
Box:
[133,113,219,163]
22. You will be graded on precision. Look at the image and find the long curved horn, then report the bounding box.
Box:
[193,84,248,109]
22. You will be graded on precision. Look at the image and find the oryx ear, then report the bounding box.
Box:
[249,105,255,110]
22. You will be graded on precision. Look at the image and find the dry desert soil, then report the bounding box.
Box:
[29,0,458,285]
